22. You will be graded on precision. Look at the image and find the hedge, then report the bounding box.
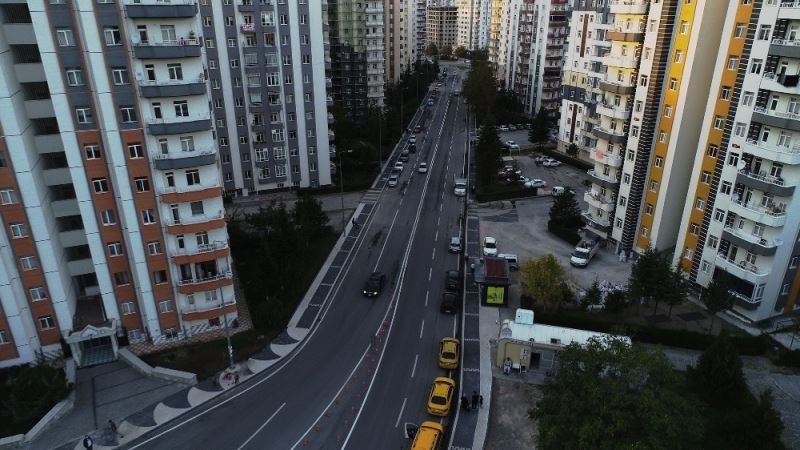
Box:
[776,348,800,368]
[532,310,772,356]
[537,147,592,171]
[548,222,581,245]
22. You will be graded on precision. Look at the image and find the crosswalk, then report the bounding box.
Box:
[361,188,382,204]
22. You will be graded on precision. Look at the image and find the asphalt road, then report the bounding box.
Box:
[122,62,469,450]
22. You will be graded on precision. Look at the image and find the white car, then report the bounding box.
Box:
[483,237,498,257]
[409,136,417,144]
[418,162,428,173]
[394,161,404,172]
[525,179,547,189]
[506,140,520,150]
[508,125,517,131]
[543,158,562,167]
[388,175,399,187]
[498,125,510,132]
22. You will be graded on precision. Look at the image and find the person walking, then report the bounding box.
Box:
[108,419,122,439]
[461,395,470,411]
[82,435,93,450]
[471,391,479,409]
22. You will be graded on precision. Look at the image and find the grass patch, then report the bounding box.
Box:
[0,365,70,437]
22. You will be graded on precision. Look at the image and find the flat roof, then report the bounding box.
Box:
[500,319,629,348]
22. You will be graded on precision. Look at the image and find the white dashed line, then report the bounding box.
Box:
[411,354,419,378]
[428,267,432,281]
[394,397,407,429]
[432,248,436,260]
[425,291,429,307]
[419,320,425,339]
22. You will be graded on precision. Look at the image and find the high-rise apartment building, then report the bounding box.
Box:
[0,0,238,368]
[426,6,459,50]
[328,1,385,118]
[199,0,332,195]
[458,0,481,50]
[675,0,800,323]
[503,0,568,116]
[412,0,428,61]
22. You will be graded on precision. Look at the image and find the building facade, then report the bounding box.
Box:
[426,6,459,50]
[0,0,241,368]
[457,0,481,50]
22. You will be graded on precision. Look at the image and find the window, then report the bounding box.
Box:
[720,87,731,101]
[114,272,130,286]
[153,270,168,284]
[85,144,101,159]
[134,177,150,192]
[104,27,121,46]
[641,227,650,238]
[76,108,93,124]
[701,171,711,184]
[112,68,129,85]
[669,78,678,90]
[791,256,799,269]
[30,287,47,301]
[720,181,732,195]
[186,169,200,185]
[92,178,109,193]
[655,156,663,168]
[645,203,654,215]
[707,235,718,249]
[757,24,772,40]
[120,107,137,123]
[689,223,699,235]
[735,23,746,38]
[9,223,26,238]
[619,196,627,207]
[664,105,672,118]
[683,248,693,260]
[742,91,754,106]
[750,58,763,74]
[0,189,16,205]
[20,256,37,270]
[782,284,790,296]
[190,201,204,216]
[714,209,726,222]
[196,231,209,247]
[680,20,688,34]
[706,144,718,157]
[734,122,746,137]
[649,180,658,192]
[695,197,704,210]
[66,68,84,86]
[158,299,174,313]
[167,63,183,80]
[713,116,724,130]
[174,100,189,117]
[659,131,667,143]
[727,56,738,70]
[623,173,631,184]
[141,209,156,225]
[128,143,144,159]
[100,209,116,225]
[122,302,136,315]
[108,241,123,257]
[674,50,683,63]
[56,29,75,47]
[38,316,55,330]
[727,152,739,166]
[147,240,162,255]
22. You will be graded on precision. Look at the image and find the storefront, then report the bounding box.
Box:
[473,256,510,307]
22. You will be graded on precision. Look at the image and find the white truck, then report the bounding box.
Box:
[570,239,599,267]
[454,178,467,196]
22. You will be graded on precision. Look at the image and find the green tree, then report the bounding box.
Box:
[463,58,497,124]
[0,365,70,436]
[454,46,467,58]
[566,143,579,157]
[581,279,602,310]
[293,195,331,244]
[604,289,628,313]
[529,107,550,148]
[627,247,672,315]
[521,254,567,311]
[440,44,453,59]
[665,267,688,317]
[425,42,439,56]
[703,270,736,333]
[534,336,703,449]
[548,190,583,229]
[689,333,748,408]
[474,121,501,189]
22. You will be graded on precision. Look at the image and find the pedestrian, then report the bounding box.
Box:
[108,419,122,438]
[479,394,484,408]
[471,391,479,409]
[461,395,470,411]
[82,435,93,450]
[234,373,240,385]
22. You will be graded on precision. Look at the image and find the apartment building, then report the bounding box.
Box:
[504,0,568,116]
[676,0,800,324]
[412,0,427,61]
[199,0,332,195]
[457,0,481,50]
[426,6,459,50]
[328,0,385,118]
[0,0,238,368]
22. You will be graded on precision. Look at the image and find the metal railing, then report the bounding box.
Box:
[177,270,232,286]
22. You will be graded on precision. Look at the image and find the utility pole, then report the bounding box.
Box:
[339,150,345,230]
[219,286,234,369]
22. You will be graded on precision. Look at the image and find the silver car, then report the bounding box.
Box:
[448,236,462,253]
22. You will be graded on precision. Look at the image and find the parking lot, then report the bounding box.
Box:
[473,155,630,294]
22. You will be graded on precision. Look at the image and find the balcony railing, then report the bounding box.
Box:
[771,38,800,47]
[145,112,210,125]
[723,226,783,249]
[159,181,220,195]
[715,255,769,278]
[173,240,228,257]
[139,73,205,87]
[240,23,255,32]
[737,169,793,187]
[587,169,620,185]
[753,106,800,121]
[168,210,224,226]
[582,212,611,228]
[744,138,800,155]
[178,270,232,286]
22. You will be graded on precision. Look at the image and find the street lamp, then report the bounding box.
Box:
[218,286,234,369]
[338,149,352,231]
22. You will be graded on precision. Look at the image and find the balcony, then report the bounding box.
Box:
[587,169,620,188]
[777,2,800,20]
[3,23,35,45]
[14,62,45,83]
[607,29,644,42]
[736,169,796,196]
[182,300,237,322]
[596,103,632,120]
[761,72,800,96]
[591,150,623,167]
[166,210,226,235]
[742,138,800,165]
[728,199,787,228]
[599,79,635,95]
[146,113,211,136]
[133,39,201,59]
[177,270,233,294]
[592,126,627,145]
[715,255,770,286]
[581,212,611,231]
[159,183,222,203]
[609,0,648,14]
[139,75,206,98]
[172,241,229,265]
[24,99,54,119]
[721,226,781,256]
[237,0,256,11]
[752,106,800,132]
[153,148,216,170]
[584,191,615,212]
[601,54,638,69]
[730,290,761,311]
[125,1,197,19]
[770,38,800,59]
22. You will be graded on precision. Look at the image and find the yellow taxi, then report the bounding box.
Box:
[438,338,460,370]
[411,421,445,450]
[426,377,456,416]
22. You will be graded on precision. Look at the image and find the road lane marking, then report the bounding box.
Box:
[395,397,407,429]
[425,291,429,307]
[437,216,441,226]
[411,354,419,378]
[428,267,432,281]
[432,248,436,260]
[237,402,286,450]
[440,204,443,212]
[419,320,425,339]
[373,209,401,272]
[435,230,439,241]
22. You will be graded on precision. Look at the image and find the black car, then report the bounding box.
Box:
[445,270,460,292]
[440,292,458,314]
[363,272,386,297]
[408,143,416,153]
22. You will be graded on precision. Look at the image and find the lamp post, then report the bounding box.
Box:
[218,286,234,369]
[339,149,345,231]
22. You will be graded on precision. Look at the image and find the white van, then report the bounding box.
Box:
[497,253,519,271]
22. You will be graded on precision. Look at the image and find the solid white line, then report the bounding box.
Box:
[411,354,419,378]
[394,398,407,429]
[419,320,425,339]
[432,248,436,261]
[374,209,401,272]
[237,402,286,450]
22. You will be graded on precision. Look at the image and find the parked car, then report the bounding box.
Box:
[427,99,435,106]
[543,158,562,167]
[440,292,458,314]
[438,338,460,370]
[534,155,547,164]
[427,377,456,416]
[524,179,547,189]
[388,175,399,187]
[552,186,575,197]
[418,162,428,173]
[506,140,520,151]
[508,124,517,131]
[483,237,498,256]
[414,125,423,133]
[497,253,519,271]
[448,236,462,253]
[409,135,417,144]
[445,270,460,292]
[362,272,386,297]
[498,125,510,132]
[394,161,404,172]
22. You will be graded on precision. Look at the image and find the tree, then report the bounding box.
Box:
[703,270,736,333]
[604,289,628,313]
[664,267,688,317]
[534,336,703,449]
[293,195,330,244]
[566,143,579,157]
[425,42,439,56]
[440,44,453,59]
[689,333,748,408]
[463,57,497,124]
[627,247,672,315]
[474,121,502,189]
[548,190,583,229]
[521,254,567,311]
[454,46,468,58]
[529,107,550,148]
[581,279,601,310]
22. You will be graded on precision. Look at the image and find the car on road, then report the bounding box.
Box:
[411,421,445,450]
[534,155,547,164]
[448,236,462,253]
[524,178,547,189]
[427,377,456,416]
[438,338,460,370]
[483,236,498,256]
[409,135,417,144]
[362,272,386,297]
[399,150,410,163]
[498,125,510,132]
[445,270,460,292]
[394,161,404,172]
[387,174,399,187]
[418,162,428,173]
[506,140,520,151]
[436,82,443,87]
[543,158,562,167]
[497,253,519,271]
[427,99,435,106]
[552,186,575,197]
[408,143,416,153]
[440,292,458,314]
[508,124,517,131]
[414,125,423,133]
